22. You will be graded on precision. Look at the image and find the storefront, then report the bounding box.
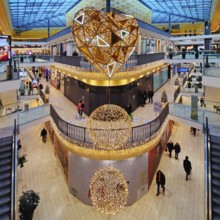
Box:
[64,73,153,115]
[50,68,64,92]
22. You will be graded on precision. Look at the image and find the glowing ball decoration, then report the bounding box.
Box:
[87,104,132,150]
[89,167,129,215]
[72,7,139,78]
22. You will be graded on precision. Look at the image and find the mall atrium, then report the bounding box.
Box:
[0,0,220,220]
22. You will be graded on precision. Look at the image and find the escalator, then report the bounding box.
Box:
[210,134,220,220]
[0,136,13,220]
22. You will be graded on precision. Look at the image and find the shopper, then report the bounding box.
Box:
[174,142,181,159]
[40,128,47,143]
[183,156,192,181]
[125,104,133,116]
[167,141,174,158]
[191,127,196,136]
[156,170,166,196]
[77,100,83,119]
[200,96,205,107]
[45,68,50,82]
[81,101,85,118]
[148,89,154,104]
[18,140,22,150]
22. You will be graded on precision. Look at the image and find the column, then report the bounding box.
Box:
[48,19,50,39]
[137,34,142,54]
[106,0,111,12]
[168,15,171,34]
[204,20,210,67]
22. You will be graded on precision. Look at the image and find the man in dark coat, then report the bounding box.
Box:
[148,89,154,104]
[156,170,166,196]
[183,156,192,181]
[40,128,47,143]
[174,142,181,159]
[167,141,174,158]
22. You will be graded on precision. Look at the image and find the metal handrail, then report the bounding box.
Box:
[50,103,169,146]
[11,119,17,220]
[205,117,212,220]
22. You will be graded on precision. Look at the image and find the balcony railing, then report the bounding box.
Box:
[167,50,220,60]
[169,103,220,126]
[54,53,165,70]
[50,103,169,147]
[18,104,50,125]
[12,55,53,64]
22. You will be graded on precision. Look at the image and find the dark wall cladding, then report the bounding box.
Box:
[64,74,152,115]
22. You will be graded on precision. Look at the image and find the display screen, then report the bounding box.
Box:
[177,67,189,73]
[0,35,11,61]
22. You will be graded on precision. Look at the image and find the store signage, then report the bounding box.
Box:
[177,67,189,72]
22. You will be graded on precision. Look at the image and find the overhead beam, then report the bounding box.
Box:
[16,13,66,28]
[137,0,204,22]
[152,9,204,22]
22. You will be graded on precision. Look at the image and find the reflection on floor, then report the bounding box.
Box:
[17,122,204,220]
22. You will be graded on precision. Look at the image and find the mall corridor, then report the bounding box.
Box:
[17,122,204,220]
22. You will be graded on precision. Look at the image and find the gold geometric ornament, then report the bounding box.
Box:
[90,166,128,215]
[72,7,139,78]
[87,104,132,150]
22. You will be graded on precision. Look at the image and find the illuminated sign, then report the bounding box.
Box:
[177,67,189,72]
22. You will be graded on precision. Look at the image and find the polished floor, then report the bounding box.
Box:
[13,70,207,219]
[17,122,204,220]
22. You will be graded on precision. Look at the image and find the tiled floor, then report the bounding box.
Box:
[17,121,204,220]
[0,71,206,219]
[16,72,205,220]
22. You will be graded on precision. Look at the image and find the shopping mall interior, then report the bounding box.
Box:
[0,0,220,219]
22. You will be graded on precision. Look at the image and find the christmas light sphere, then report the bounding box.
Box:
[90,167,128,215]
[87,104,132,149]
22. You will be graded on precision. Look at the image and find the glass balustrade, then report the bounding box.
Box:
[167,50,220,60]
[169,103,220,127]
[18,104,50,125]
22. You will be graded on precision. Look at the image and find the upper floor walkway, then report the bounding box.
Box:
[1,73,220,146]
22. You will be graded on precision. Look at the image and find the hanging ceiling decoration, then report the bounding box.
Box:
[87,104,132,150]
[72,7,139,78]
[89,166,128,215]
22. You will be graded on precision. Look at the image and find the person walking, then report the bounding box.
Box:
[77,100,83,119]
[40,128,47,143]
[81,101,85,118]
[200,96,205,107]
[167,141,174,158]
[183,156,192,181]
[156,170,166,196]
[174,142,181,159]
[148,89,154,104]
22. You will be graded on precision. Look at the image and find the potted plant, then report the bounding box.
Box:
[19,190,40,220]
[18,154,27,167]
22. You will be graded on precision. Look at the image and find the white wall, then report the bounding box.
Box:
[205,86,220,102]
[203,76,220,89]
[68,152,148,206]
[0,89,17,106]
[0,81,19,93]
